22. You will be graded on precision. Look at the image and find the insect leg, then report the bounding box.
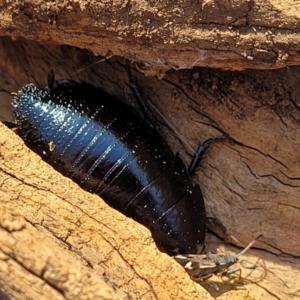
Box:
[222,267,241,278]
[125,63,156,127]
[188,137,235,175]
[47,69,55,88]
[188,143,206,175]
[188,138,219,175]
[2,121,17,129]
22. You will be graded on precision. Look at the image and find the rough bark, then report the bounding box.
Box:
[0,198,123,300]
[1,1,300,72]
[0,122,210,300]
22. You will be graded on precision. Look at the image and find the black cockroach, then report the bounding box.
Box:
[12,71,206,256]
[12,71,260,281]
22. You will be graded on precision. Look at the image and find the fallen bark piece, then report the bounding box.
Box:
[0,198,124,300]
[0,122,212,299]
[1,1,300,71]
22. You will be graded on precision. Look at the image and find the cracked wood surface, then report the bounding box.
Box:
[0,38,300,299]
[1,1,300,71]
[0,122,211,300]
[0,199,123,300]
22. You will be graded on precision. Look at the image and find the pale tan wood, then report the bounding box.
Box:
[0,122,212,299]
[0,198,122,300]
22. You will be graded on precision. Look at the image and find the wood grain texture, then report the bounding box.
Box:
[0,122,210,300]
[0,198,122,300]
[0,1,300,71]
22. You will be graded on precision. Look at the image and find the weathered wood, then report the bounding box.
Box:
[0,197,123,300]
[1,1,300,71]
[0,27,300,299]
[1,120,298,300]
[0,122,211,300]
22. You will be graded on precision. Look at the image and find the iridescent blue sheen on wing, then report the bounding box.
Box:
[13,79,206,255]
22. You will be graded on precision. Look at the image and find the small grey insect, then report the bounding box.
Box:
[175,235,262,282]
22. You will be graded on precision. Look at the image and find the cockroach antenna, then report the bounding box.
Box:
[70,53,113,77]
